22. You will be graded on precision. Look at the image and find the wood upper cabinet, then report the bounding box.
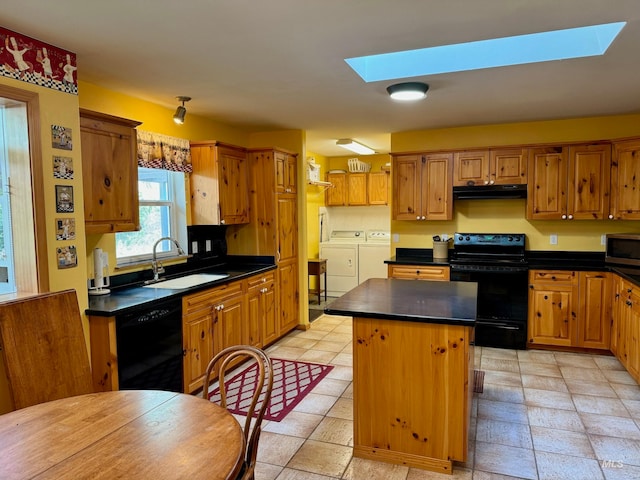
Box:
[611,139,640,220]
[325,172,388,206]
[326,172,347,206]
[527,143,611,220]
[190,141,250,225]
[453,150,489,186]
[392,152,453,221]
[528,270,612,350]
[347,173,368,205]
[368,171,389,205]
[80,109,141,234]
[491,148,528,185]
[276,150,297,194]
[453,148,527,186]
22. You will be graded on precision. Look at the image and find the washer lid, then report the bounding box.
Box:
[328,230,365,242]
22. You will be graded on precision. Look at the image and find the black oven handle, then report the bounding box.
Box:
[476,321,522,330]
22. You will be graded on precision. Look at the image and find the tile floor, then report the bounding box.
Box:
[250,314,640,480]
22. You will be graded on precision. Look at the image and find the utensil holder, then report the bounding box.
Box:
[433,241,449,260]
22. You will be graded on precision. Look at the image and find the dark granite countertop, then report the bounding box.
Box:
[324,278,477,326]
[385,248,640,287]
[86,259,276,317]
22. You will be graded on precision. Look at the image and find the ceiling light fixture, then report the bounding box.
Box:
[336,139,375,155]
[386,82,429,101]
[173,96,191,124]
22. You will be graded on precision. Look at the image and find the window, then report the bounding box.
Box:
[0,107,15,294]
[116,167,187,265]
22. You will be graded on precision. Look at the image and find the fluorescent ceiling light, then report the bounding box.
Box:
[336,139,375,155]
[346,22,626,82]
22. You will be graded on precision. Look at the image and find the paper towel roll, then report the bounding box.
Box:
[89,248,110,295]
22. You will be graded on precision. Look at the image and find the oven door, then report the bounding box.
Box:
[451,266,528,349]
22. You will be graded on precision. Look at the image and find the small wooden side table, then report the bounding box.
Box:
[308,258,327,304]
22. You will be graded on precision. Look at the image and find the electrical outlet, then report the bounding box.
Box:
[191,241,198,254]
[392,233,400,243]
[550,234,558,245]
[205,240,212,252]
[601,234,606,246]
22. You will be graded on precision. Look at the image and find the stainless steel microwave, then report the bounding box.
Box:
[605,234,640,267]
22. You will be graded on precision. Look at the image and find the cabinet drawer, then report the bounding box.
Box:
[529,270,577,284]
[388,265,450,281]
[183,280,243,314]
[247,271,276,289]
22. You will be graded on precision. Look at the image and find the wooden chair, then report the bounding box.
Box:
[0,289,93,410]
[203,345,273,480]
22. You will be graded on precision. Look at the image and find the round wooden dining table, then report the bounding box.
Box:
[0,390,245,480]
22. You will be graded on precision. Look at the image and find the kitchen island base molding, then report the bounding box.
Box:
[353,316,473,476]
[353,446,452,474]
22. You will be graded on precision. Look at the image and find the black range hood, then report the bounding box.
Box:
[453,184,527,200]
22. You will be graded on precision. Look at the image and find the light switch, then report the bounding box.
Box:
[393,233,400,243]
[550,234,558,245]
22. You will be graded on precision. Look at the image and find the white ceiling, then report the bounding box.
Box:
[2,0,640,156]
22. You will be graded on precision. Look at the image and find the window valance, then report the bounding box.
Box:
[136,130,192,173]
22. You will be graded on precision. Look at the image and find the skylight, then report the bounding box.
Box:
[345,22,626,82]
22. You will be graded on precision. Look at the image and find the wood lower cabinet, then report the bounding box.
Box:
[278,259,299,334]
[248,271,277,347]
[182,279,244,393]
[528,270,577,347]
[388,264,450,281]
[392,152,453,221]
[528,270,611,350]
[190,141,250,225]
[613,277,640,382]
[611,139,640,220]
[80,109,141,234]
[577,271,612,349]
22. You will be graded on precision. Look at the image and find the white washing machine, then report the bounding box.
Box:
[359,231,391,283]
[319,230,364,297]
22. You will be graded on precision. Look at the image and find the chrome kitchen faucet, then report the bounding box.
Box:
[151,237,186,281]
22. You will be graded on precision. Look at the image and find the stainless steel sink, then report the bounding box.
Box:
[142,273,229,289]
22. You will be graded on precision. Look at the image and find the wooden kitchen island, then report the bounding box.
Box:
[325,278,477,475]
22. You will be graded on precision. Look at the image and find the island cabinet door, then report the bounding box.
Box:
[352,316,472,473]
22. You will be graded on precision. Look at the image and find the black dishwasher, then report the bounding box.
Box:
[116,297,183,392]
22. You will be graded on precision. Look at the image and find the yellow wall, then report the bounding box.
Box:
[306,151,329,259]
[390,114,640,253]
